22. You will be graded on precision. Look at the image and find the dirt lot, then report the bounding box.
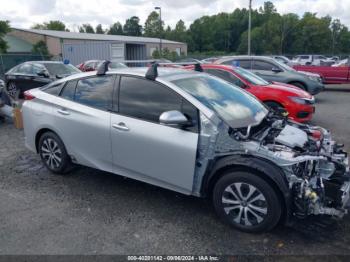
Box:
[0,90,350,255]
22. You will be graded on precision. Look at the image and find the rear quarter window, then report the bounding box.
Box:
[41,82,65,96]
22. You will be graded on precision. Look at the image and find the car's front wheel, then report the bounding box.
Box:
[38,132,72,174]
[6,81,20,101]
[213,171,282,233]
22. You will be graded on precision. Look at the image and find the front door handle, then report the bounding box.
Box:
[57,109,70,115]
[112,122,130,131]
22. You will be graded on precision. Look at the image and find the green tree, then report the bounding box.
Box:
[32,40,50,56]
[95,24,104,34]
[79,24,95,33]
[0,20,11,53]
[108,22,124,35]
[32,20,69,31]
[170,20,187,43]
[144,11,163,38]
[123,16,142,36]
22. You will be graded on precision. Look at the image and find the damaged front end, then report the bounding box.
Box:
[283,128,350,219]
[248,115,350,220]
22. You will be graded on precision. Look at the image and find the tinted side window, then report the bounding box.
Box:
[32,64,46,75]
[223,60,252,69]
[204,69,245,88]
[43,82,65,96]
[119,76,182,123]
[74,76,114,110]
[18,63,33,74]
[252,60,274,71]
[60,80,77,100]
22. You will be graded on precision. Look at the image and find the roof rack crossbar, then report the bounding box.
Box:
[96,60,111,76]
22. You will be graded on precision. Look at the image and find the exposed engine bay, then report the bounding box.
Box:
[229,111,350,219]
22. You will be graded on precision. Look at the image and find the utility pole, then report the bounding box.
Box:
[248,0,252,55]
[155,6,162,57]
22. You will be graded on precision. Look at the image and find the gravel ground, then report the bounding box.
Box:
[0,90,350,255]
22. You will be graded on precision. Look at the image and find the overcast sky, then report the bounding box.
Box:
[1,0,349,31]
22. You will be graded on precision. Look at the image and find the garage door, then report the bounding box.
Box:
[110,43,125,62]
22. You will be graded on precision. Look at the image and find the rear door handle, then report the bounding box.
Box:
[57,109,70,115]
[112,122,129,131]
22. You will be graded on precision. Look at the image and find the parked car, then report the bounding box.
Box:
[4,61,81,100]
[177,58,203,64]
[294,60,350,84]
[215,56,324,95]
[201,57,219,64]
[292,55,338,66]
[271,56,298,67]
[78,60,127,72]
[22,63,350,233]
[185,64,315,123]
[332,58,349,67]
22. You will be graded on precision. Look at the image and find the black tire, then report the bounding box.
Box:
[289,82,307,91]
[213,171,282,233]
[6,81,20,101]
[38,132,72,174]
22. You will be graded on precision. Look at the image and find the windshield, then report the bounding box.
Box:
[234,67,269,86]
[274,60,296,72]
[44,63,81,76]
[172,75,268,128]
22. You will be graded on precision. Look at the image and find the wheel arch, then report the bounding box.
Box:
[287,81,307,90]
[263,100,285,108]
[201,154,292,222]
[35,128,60,153]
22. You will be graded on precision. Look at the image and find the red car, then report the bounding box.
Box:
[294,63,350,84]
[186,64,315,123]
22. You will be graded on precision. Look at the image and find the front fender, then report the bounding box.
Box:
[202,154,292,222]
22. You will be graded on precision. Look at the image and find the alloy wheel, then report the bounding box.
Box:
[222,182,268,226]
[41,138,62,170]
[7,82,19,99]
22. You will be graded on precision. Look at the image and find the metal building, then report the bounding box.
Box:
[8,28,187,65]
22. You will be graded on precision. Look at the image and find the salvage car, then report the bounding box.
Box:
[185,64,315,123]
[215,56,324,95]
[4,61,81,100]
[22,62,350,233]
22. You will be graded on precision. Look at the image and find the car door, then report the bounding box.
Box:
[110,75,199,194]
[52,75,115,173]
[252,60,283,82]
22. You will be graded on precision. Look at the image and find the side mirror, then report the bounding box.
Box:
[271,67,282,73]
[37,70,49,78]
[159,110,190,126]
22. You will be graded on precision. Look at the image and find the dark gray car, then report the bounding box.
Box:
[215,56,324,95]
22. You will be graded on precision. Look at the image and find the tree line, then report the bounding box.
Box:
[1,1,350,56]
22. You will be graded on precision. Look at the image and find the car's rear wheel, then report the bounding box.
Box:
[6,81,20,101]
[213,171,282,233]
[38,132,72,174]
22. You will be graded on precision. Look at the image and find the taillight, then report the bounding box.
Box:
[24,91,35,100]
